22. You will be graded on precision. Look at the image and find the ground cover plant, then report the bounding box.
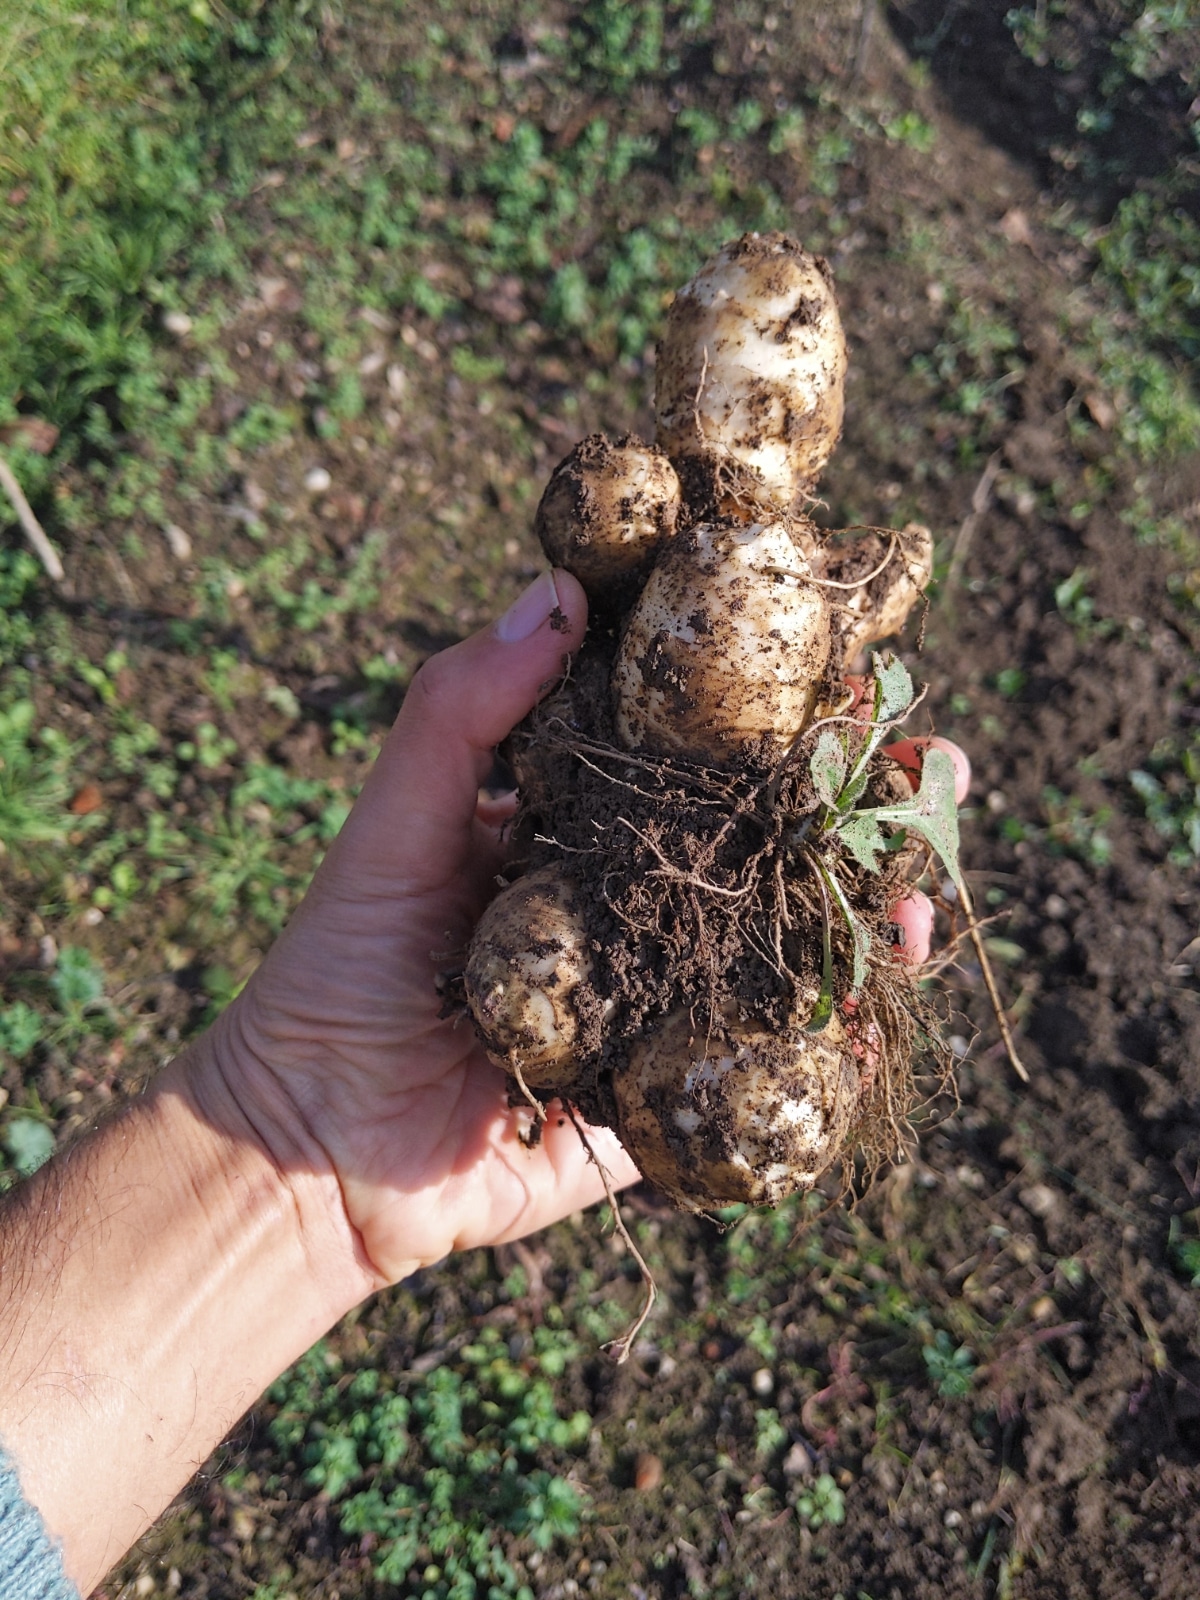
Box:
[2,0,1199,1596]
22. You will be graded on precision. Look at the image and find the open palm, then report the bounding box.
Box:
[207,570,637,1289]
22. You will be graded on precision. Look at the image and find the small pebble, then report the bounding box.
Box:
[751,1367,774,1396]
[634,1452,663,1493]
[163,523,192,561]
[1020,1183,1058,1219]
[162,310,192,337]
[1044,894,1068,919]
[304,466,332,493]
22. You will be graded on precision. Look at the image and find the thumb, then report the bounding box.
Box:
[323,569,588,895]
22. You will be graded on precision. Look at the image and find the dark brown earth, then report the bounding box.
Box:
[58,3,1196,1596]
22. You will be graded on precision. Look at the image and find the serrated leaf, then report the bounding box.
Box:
[810,730,847,808]
[863,748,964,894]
[836,809,889,873]
[872,652,914,723]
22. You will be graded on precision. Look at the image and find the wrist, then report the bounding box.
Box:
[175,1006,382,1316]
[0,1028,376,1593]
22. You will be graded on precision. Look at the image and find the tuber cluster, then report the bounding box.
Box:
[463,232,957,1213]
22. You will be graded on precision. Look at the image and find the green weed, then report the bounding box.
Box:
[922,1330,976,1397]
[2,1105,55,1176]
[795,1472,846,1529]
[0,699,86,853]
[1167,1214,1200,1287]
[1041,786,1113,868]
[263,1326,590,1595]
[0,0,324,482]
[0,1002,43,1062]
[1131,734,1200,862]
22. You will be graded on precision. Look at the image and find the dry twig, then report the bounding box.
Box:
[0,450,64,582]
[956,874,1030,1083]
[946,451,1001,591]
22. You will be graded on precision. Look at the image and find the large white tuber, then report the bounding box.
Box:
[611,519,830,767]
[655,231,847,510]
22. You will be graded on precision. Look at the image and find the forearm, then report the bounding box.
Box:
[0,1036,373,1596]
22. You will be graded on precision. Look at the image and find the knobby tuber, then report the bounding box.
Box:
[461,231,957,1213]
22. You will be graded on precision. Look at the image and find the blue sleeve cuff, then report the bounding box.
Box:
[0,1445,80,1599]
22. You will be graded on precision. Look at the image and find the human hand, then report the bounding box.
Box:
[198,569,639,1291]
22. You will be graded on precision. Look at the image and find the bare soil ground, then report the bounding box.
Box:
[8,2,1195,1597]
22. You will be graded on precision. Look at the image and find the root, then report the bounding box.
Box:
[563,1104,657,1365]
[511,1062,548,1125]
[806,533,898,591]
[957,876,1030,1083]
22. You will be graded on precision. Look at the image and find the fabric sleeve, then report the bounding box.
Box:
[0,1445,79,1600]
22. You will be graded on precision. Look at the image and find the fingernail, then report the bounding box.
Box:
[495,569,561,643]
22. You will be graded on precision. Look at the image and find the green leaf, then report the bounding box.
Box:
[823,864,871,991]
[873,652,914,723]
[865,748,964,895]
[835,809,889,873]
[4,1116,55,1176]
[0,1003,43,1061]
[51,947,105,1011]
[809,730,846,808]
[833,654,916,814]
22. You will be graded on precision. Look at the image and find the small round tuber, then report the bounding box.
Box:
[463,866,597,1091]
[534,433,682,596]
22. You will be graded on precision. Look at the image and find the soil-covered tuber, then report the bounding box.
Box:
[534,433,681,598]
[463,866,599,1092]
[614,1008,858,1210]
[612,519,830,768]
[655,232,847,512]
[461,231,957,1214]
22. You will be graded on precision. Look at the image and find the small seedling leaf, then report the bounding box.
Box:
[836,809,889,873]
[861,748,964,894]
[873,652,914,723]
[810,730,847,808]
